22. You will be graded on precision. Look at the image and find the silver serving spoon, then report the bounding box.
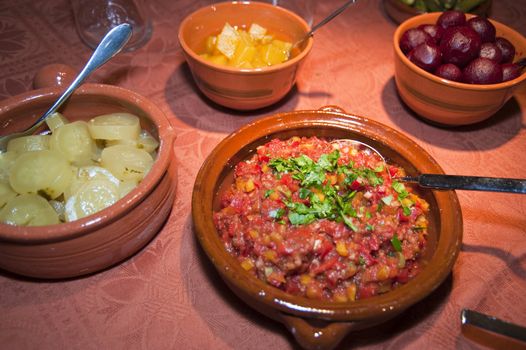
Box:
[293,0,358,49]
[331,139,526,194]
[0,23,132,152]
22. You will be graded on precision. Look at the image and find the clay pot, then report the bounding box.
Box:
[0,64,177,279]
[192,106,463,349]
[178,1,313,110]
[393,12,526,126]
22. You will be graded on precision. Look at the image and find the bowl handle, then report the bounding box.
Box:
[33,64,77,89]
[318,105,347,114]
[279,313,355,350]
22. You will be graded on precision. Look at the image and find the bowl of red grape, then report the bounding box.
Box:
[393,10,526,126]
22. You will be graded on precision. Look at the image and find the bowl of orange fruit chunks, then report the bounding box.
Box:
[178,1,313,110]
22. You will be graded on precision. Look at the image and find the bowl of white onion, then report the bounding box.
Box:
[0,67,177,279]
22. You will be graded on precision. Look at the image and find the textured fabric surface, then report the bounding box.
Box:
[0,0,525,349]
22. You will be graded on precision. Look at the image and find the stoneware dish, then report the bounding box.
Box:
[192,106,463,350]
[0,64,177,279]
[383,0,492,24]
[393,12,526,126]
[178,1,313,110]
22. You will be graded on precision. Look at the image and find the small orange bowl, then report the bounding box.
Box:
[178,1,313,110]
[393,12,526,126]
[0,69,177,279]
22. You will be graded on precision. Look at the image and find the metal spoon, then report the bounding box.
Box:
[331,139,526,194]
[293,0,358,49]
[0,23,132,152]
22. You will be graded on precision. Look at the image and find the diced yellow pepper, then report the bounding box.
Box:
[263,250,278,263]
[336,241,349,257]
[333,292,348,303]
[240,259,254,271]
[401,198,414,208]
[244,178,255,192]
[376,265,390,281]
[270,232,282,244]
[346,284,357,301]
[235,178,255,192]
[300,274,311,285]
[248,229,259,239]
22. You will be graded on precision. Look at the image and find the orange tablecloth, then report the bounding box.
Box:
[1,0,525,349]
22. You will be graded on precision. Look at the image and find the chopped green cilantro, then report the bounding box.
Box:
[392,181,409,199]
[391,234,402,252]
[341,214,358,232]
[359,255,366,266]
[298,187,311,199]
[288,212,316,225]
[269,208,285,219]
[266,149,393,230]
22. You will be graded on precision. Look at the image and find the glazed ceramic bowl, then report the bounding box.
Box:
[393,12,526,126]
[178,1,313,110]
[0,66,177,279]
[383,0,492,24]
[192,106,463,349]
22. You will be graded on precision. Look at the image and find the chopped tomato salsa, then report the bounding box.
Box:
[214,136,429,302]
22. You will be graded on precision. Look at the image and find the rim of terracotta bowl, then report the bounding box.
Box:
[394,12,526,91]
[384,0,492,23]
[0,83,174,244]
[192,108,463,321]
[178,1,313,74]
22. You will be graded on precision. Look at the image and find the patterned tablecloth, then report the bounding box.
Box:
[1,0,525,349]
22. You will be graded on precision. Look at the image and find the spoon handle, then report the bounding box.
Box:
[308,0,357,36]
[33,23,133,131]
[401,174,526,194]
[0,23,132,152]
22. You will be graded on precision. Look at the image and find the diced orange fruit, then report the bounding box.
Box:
[201,22,291,68]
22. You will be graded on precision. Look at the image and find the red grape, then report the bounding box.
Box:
[435,63,463,82]
[467,16,496,43]
[462,58,503,84]
[479,42,502,62]
[418,24,444,44]
[400,28,433,54]
[501,63,522,82]
[408,43,442,72]
[437,11,466,30]
[495,37,516,63]
[440,26,482,67]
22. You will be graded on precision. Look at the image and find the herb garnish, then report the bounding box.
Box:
[267,150,386,230]
[391,234,402,252]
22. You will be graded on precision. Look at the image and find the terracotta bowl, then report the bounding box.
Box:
[383,0,492,24]
[192,106,463,350]
[178,1,313,110]
[393,12,526,126]
[0,65,177,279]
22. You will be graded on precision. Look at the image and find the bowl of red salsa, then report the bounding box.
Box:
[192,106,462,350]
